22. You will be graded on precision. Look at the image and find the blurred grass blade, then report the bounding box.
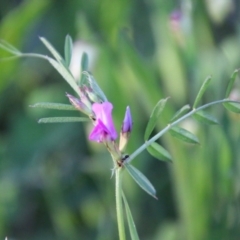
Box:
[193,76,211,108]
[39,37,62,62]
[225,69,239,98]
[48,58,80,96]
[64,35,73,67]
[82,72,108,102]
[122,192,140,240]
[124,164,157,199]
[170,104,191,122]
[169,126,199,144]
[38,117,89,123]
[144,98,169,141]
[223,102,240,113]
[193,111,219,125]
[0,40,21,55]
[30,102,77,111]
[147,142,172,162]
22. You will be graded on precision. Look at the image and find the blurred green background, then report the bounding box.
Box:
[1,0,240,239]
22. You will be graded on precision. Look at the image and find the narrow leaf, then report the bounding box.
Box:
[0,40,21,55]
[223,102,240,113]
[81,52,89,72]
[147,142,172,162]
[144,98,169,141]
[169,126,199,144]
[124,164,157,199]
[170,104,191,122]
[38,117,89,123]
[30,102,77,111]
[39,37,62,62]
[193,111,219,125]
[193,76,211,108]
[64,35,73,67]
[225,69,239,98]
[122,192,140,240]
[48,57,80,96]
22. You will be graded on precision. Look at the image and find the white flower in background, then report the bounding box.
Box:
[69,41,97,79]
[205,0,233,24]
[180,118,199,135]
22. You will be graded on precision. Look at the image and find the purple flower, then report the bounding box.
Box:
[89,102,118,142]
[122,106,132,133]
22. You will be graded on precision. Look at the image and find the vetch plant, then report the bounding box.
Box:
[1,36,240,240]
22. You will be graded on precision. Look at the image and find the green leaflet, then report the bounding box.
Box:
[30,102,77,111]
[144,98,169,141]
[225,69,239,98]
[193,111,219,125]
[38,117,89,123]
[147,142,172,162]
[48,57,80,96]
[169,126,199,144]
[39,37,62,62]
[193,76,211,108]
[223,102,240,113]
[170,104,191,122]
[124,164,157,199]
[64,35,73,67]
[122,192,140,240]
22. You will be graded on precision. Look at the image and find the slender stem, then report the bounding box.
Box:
[126,99,240,164]
[115,167,126,240]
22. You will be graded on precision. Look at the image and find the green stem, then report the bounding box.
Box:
[126,99,240,164]
[116,167,126,240]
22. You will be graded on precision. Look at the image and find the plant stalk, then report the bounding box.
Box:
[116,167,126,240]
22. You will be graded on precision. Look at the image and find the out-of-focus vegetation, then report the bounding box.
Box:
[0,0,240,239]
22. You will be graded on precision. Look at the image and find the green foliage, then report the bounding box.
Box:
[147,142,172,162]
[144,98,169,141]
[124,164,157,199]
[1,1,240,239]
[122,192,140,240]
[169,126,200,144]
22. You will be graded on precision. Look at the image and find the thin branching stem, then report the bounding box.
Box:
[125,99,240,164]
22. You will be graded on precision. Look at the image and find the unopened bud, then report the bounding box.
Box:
[66,93,92,115]
[119,106,132,151]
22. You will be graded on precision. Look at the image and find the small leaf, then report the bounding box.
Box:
[193,76,211,108]
[81,52,89,72]
[223,102,240,113]
[30,102,77,111]
[48,57,80,96]
[144,98,169,141]
[193,111,219,125]
[169,126,199,144]
[122,192,140,240]
[124,164,157,199]
[82,71,108,102]
[147,142,172,162]
[170,104,191,122]
[39,37,62,62]
[64,35,73,67]
[225,69,239,98]
[38,117,89,123]
[0,40,21,55]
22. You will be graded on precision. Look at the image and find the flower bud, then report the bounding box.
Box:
[119,106,132,151]
[66,93,92,115]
